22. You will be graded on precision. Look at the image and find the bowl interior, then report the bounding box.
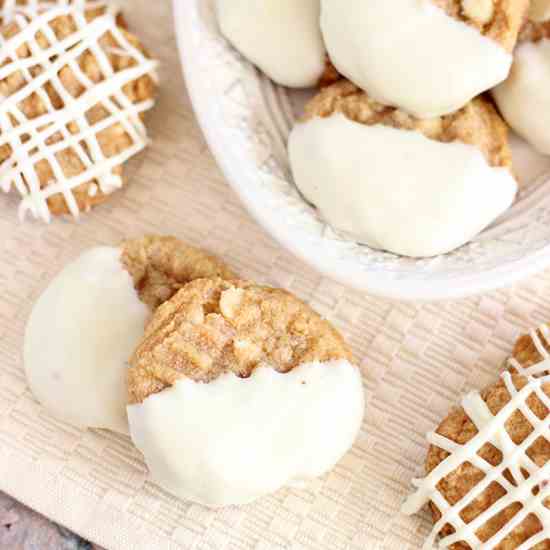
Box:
[174,0,550,300]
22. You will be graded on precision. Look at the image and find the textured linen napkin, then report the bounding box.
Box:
[1,2,550,549]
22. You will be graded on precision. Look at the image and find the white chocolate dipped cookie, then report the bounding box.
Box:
[493,21,550,155]
[320,0,528,117]
[127,278,364,507]
[403,327,550,549]
[288,81,517,258]
[24,236,235,434]
[0,4,158,221]
[216,0,327,88]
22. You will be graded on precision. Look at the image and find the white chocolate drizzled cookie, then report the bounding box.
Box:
[403,325,550,549]
[0,4,158,221]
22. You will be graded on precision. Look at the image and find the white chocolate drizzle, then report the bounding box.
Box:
[0,4,158,221]
[402,325,550,549]
[508,324,550,381]
[0,0,107,23]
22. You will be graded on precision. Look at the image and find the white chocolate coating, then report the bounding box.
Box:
[127,360,364,508]
[216,0,325,88]
[288,114,517,258]
[24,247,149,434]
[320,0,512,117]
[530,0,550,22]
[493,39,550,155]
[403,327,550,549]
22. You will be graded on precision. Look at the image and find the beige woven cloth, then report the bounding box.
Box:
[2,2,550,549]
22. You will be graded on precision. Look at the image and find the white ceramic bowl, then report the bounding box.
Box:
[173,0,550,301]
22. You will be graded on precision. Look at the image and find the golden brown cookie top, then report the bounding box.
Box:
[128,278,353,404]
[0,6,157,219]
[121,235,236,310]
[511,326,550,369]
[301,80,512,170]
[431,0,529,52]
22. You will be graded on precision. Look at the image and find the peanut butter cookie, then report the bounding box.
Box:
[320,0,527,118]
[128,278,353,404]
[302,80,512,170]
[0,5,157,221]
[403,327,550,549]
[121,235,236,310]
[422,373,550,549]
[432,0,529,52]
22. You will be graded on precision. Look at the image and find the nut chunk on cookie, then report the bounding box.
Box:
[0,4,158,221]
[127,278,364,507]
[320,0,528,117]
[288,80,517,258]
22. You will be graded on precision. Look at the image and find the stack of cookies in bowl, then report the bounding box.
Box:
[216,0,550,260]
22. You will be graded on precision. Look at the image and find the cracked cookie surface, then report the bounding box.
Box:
[121,235,236,310]
[128,278,353,404]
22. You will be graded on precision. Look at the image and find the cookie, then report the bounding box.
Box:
[432,0,528,51]
[288,81,517,258]
[320,0,528,117]
[402,330,550,549]
[0,4,157,221]
[128,277,353,403]
[301,80,511,170]
[216,0,326,88]
[127,278,364,507]
[24,237,234,434]
[121,235,236,310]
[493,20,550,155]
